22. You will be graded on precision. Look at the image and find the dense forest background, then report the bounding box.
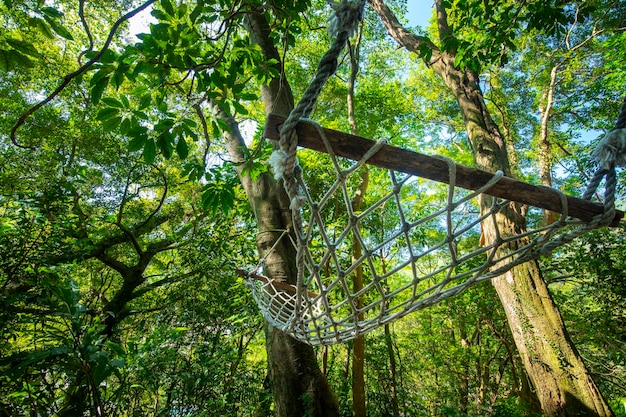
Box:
[1,0,625,416]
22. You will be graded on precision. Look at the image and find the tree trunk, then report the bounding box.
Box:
[383,324,401,417]
[368,0,614,415]
[347,31,367,417]
[216,10,341,417]
[538,63,562,225]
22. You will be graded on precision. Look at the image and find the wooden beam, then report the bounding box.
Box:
[264,114,623,226]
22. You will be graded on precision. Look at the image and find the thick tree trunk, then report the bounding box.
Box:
[216,10,341,417]
[369,0,614,415]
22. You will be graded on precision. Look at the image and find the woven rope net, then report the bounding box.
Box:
[242,1,625,346]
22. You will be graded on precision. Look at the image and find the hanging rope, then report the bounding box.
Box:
[269,0,366,206]
[266,0,367,332]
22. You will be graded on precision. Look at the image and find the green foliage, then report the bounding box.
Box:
[202,165,238,214]
[2,0,626,415]
[440,0,592,71]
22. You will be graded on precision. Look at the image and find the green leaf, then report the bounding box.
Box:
[27,17,52,38]
[119,94,130,108]
[0,50,9,72]
[11,50,35,68]
[151,9,168,21]
[138,94,152,110]
[143,139,157,164]
[132,110,149,120]
[96,107,120,121]
[109,358,125,368]
[90,67,114,86]
[42,15,74,41]
[160,0,175,16]
[5,39,41,58]
[238,92,258,101]
[91,76,110,105]
[128,135,146,152]
[0,49,35,71]
[157,133,173,159]
[112,63,129,89]
[102,116,122,131]
[189,2,202,22]
[182,118,197,128]
[106,341,126,356]
[101,97,123,108]
[176,136,189,159]
[120,118,131,134]
[231,100,248,115]
[40,6,64,18]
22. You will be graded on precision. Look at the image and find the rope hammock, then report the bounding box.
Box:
[240,0,626,346]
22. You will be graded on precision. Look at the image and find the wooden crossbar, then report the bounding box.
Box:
[264,114,623,226]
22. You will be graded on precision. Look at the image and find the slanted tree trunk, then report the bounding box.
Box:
[369,0,614,415]
[215,10,340,417]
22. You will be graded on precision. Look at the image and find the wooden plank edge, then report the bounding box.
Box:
[263,114,623,227]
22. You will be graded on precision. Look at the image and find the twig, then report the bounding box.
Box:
[77,0,94,65]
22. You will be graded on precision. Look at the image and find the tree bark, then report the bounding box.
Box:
[216,10,340,417]
[538,63,562,225]
[368,0,614,415]
[347,30,367,417]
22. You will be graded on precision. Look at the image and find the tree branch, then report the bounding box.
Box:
[96,252,131,276]
[10,0,157,149]
[45,214,171,265]
[135,166,168,231]
[77,0,94,65]
[368,0,440,65]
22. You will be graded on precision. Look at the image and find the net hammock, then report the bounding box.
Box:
[240,0,626,346]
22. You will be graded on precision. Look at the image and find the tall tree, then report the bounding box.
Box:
[225,7,341,417]
[368,0,616,415]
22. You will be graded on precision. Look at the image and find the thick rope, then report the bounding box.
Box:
[270,0,366,201]
[265,0,366,332]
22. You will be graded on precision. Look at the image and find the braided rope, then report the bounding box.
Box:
[266,0,366,332]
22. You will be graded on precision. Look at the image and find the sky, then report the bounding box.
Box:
[128,1,435,39]
[406,0,434,29]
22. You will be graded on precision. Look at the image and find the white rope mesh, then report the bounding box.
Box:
[244,118,623,345]
[243,1,624,346]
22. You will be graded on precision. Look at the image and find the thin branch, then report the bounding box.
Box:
[368,0,440,65]
[193,102,212,166]
[77,0,94,65]
[135,166,168,231]
[117,164,140,224]
[10,0,157,149]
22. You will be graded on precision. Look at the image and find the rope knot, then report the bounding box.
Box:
[592,127,626,170]
[327,0,365,38]
[268,149,290,180]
